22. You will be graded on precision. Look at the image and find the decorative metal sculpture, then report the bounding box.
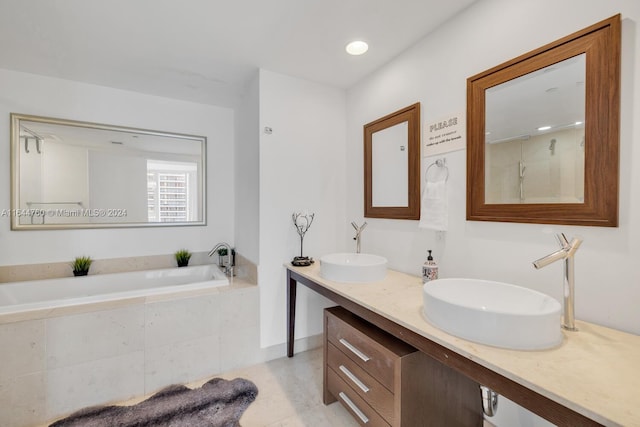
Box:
[291,212,315,266]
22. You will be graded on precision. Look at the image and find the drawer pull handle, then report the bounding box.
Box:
[339,365,370,393]
[339,392,369,424]
[339,338,371,362]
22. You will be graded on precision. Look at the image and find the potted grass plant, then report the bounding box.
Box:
[216,247,228,267]
[71,256,92,277]
[175,249,192,267]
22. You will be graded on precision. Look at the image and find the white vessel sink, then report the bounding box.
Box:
[422,278,562,350]
[320,253,387,283]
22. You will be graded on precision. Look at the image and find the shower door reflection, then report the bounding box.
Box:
[484,54,585,205]
[485,127,585,204]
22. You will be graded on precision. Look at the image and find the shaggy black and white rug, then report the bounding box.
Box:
[49,377,258,427]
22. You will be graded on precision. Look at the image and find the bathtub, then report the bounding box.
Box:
[0,264,229,316]
[0,263,257,427]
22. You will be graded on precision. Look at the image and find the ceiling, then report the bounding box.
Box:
[485,54,586,144]
[0,0,477,107]
[21,119,203,156]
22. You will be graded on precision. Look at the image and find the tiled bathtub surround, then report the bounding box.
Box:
[0,280,260,427]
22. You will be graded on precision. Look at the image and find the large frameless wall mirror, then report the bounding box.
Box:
[11,114,206,229]
[467,15,620,226]
[364,103,420,220]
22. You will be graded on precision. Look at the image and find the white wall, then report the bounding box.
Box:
[258,69,347,348]
[42,143,90,213]
[347,0,640,337]
[234,72,260,264]
[0,68,235,264]
[88,150,148,223]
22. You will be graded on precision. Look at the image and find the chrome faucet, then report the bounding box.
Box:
[208,242,234,276]
[532,233,583,331]
[351,221,367,253]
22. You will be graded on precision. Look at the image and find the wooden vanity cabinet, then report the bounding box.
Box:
[324,306,482,427]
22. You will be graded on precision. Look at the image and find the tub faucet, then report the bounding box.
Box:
[351,221,367,253]
[208,242,235,276]
[532,233,583,331]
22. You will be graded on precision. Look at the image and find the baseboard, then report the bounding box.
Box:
[259,333,323,362]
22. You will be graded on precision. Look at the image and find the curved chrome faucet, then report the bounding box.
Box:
[532,233,583,331]
[208,242,234,276]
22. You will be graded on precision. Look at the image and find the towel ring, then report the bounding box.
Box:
[426,158,449,182]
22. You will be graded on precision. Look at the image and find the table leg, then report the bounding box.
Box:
[287,270,297,357]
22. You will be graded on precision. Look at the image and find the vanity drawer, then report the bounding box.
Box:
[327,366,391,427]
[327,342,394,422]
[324,306,482,427]
[326,307,415,391]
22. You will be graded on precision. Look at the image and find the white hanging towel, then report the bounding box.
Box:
[419,179,448,231]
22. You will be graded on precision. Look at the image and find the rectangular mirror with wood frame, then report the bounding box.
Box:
[364,103,421,220]
[467,15,620,227]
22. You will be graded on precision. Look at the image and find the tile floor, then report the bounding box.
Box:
[40,346,499,427]
[239,349,492,427]
[42,347,359,427]
[213,348,359,426]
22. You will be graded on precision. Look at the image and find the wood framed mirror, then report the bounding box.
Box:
[467,15,620,227]
[364,103,420,219]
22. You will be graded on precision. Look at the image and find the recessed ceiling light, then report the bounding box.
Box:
[575,121,583,125]
[345,41,369,56]
[538,126,552,131]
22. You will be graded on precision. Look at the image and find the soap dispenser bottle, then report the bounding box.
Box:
[422,250,439,284]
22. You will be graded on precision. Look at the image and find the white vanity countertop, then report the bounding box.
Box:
[288,264,640,427]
